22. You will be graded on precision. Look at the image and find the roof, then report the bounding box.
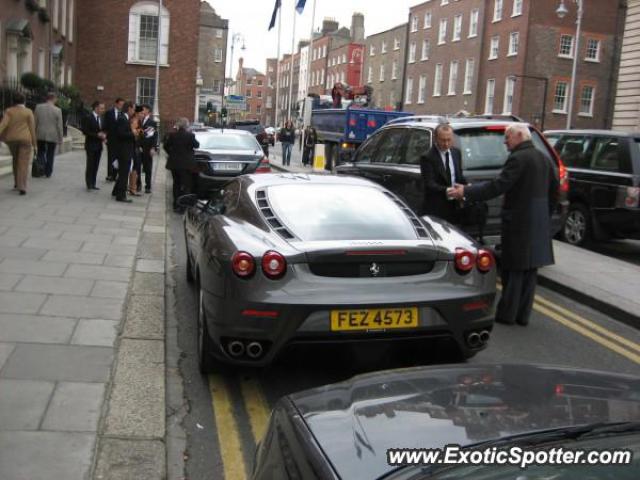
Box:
[193,128,253,136]
[242,68,264,78]
[241,172,384,190]
[544,129,640,137]
[386,116,530,129]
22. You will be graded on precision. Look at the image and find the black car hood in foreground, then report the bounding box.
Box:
[288,364,640,479]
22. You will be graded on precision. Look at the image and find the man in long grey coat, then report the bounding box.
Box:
[448,124,559,326]
[34,93,64,177]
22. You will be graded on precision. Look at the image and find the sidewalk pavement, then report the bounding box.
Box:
[0,149,168,479]
[268,144,640,330]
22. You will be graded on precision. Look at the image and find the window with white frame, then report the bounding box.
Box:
[508,32,519,56]
[394,37,400,50]
[424,11,432,29]
[469,9,479,37]
[379,63,385,81]
[67,65,73,85]
[128,2,170,64]
[463,59,474,94]
[438,19,448,44]
[409,41,417,63]
[586,39,600,61]
[406,77,413,104]
[489,36,499,59]
[246,89,251,98]
[321,68,324,84]
[453,14,462,41]
[38,48,46,77]
[68,0,74,42]
[53,0,59,29]
[512,0,523,16]
[553,81,568,112]
[503,76,515,113]
[136,77,156,107]
[421,39,430,60]
[342,53,346,63]
[485,79,495,113]
[559,34,574,57]
[434,63,443,96]
[214,48,223,62]
[266,96,272,108]
[493,0,503,22]
[580,85,595,116]
[448,61,458,95]
[381,40,387,53]
[370,44,376,56]
[322,45,326,57]
[418,75,427,103]
[340,71,345,83]
[441,0,449,4]
[367,66,373,83]
[411,15,418,32]
[216,28,223,38]
[392,59,398,79]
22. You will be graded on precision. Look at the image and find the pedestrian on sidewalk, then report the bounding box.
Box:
[302,125,317,167]
[139,104,158,194]
[111,101,136,203]
[104,98,124,182]
[447,124,559,326]
[163,118,199,212]
[0,92,37,195]
[81,100,106,190]
[279,120,295,167]
[128,105,144,197]
[34,92,64,178]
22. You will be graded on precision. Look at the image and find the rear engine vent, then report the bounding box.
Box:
[383,191,430,239]
[255,189,295,240]
[309,261,434,278]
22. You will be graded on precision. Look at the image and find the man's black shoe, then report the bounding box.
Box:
[105,176,114,182]
[91,186,100,190]
[116,197,133,203]
[145,188,151,194]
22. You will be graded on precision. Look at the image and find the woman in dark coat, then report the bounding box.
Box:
[163,118,199,211]
[302,126,317,167]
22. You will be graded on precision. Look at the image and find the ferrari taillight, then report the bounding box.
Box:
[256,157,271,173]
[476,249,494,273]
[262,251,287,279]
[454,248,475,274]
[231,251,255,278]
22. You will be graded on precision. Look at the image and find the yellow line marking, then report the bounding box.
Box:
[240,376,271,445]
[534,303,640,364]
[535,295,640,354]
[208,374,247,480]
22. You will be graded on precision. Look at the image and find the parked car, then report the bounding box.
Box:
[181,174,497,372]
[336,116,569,249]
[232,120,270,149]
[252,364,640,480]
[544,129,640,246]
[192,129,270,197]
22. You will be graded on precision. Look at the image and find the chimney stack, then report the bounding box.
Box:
[351,13,364,42]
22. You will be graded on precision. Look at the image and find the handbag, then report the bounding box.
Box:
[31,152,45,178]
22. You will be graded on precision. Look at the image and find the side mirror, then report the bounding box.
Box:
[177,194,198,208]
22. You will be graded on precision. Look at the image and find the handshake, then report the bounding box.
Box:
[446,183,466,200]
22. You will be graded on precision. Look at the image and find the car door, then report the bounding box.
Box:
[356,127,409,188]
[392,127,433,213]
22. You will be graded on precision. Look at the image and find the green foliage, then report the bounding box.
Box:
[59,85,80,100]
[56,95,72,113]
[20,73,44,91]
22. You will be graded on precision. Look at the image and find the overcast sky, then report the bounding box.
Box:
[207,0,418,78]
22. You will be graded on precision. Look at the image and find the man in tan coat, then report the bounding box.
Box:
[0,93,37,195]
[34,92,64,177]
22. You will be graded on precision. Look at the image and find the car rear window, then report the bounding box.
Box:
[266,184,417,241]
[196,133,260,151]
[456,127,553,170]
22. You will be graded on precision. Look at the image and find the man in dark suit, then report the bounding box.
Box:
[448,124,559,326]
[103,98,124,182]
[111,101,136,203]
[138,104,158,193]
[420,123,467,222]
[163,118,199,212]
[81,101,106,190]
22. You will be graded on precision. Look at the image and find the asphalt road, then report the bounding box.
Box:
[167,206,640,480]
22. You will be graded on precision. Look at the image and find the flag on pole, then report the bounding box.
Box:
[268,0,281,30]
[295,0,307,14]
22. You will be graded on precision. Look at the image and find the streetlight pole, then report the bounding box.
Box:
[152,0,162,125]
[557,0,583,129]
[227,32,245,123]
[513,74,549,131]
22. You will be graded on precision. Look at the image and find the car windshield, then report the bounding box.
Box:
[456,127,553,170]
[196,133,260,151]
[266,184,417,241]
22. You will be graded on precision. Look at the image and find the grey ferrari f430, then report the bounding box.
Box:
[182,173,497,372]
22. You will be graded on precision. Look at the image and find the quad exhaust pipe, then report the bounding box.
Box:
[227,340,245,357]
[466,330,491,348]
[246,341,264,359]
[225,339,266,359]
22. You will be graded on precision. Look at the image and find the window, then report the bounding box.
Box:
[67,65,72,85]
[411,15,419,32]
[489,36,499,59]
[392,59,398,79]
[322,45,326,57]
[438,19,448,44]
[503,76,515,113]
[421,39,430,60]
[448,61,458,95]
[463,59,474,94]
[485,79,495,113]
[342,53,346,64]
[453,14,462,41]
[508,32,519,56]
[213,79,222,93]
[441,0,449,4]
[214,48,223,62]
[370,44,376,56]
[381,40,387,53]
[53,0,59,29]
[424,11,432,29]
[38,49,46,77]
[409,41,417,63]
[246,77,252,85]
[553,81,568,113]
[405,130,432,165]
[579,85,595,116]
[68,0,74,42]
[128,2,170,64]
[405,77,413,104]
[469,9,479,37]
[493,0,503,22]
[367,66,373,83]
[434,63,443,96]
[394,37,400,50]
[379,63,385,82]
[246,89,251,98]
[559,34,574,57]
[136,77,156,107]
[418,75,427,103]
[216,28,223,38]
[61,0,67,36]
[266,96,272,108]
[586,39,600,61]
[512,0,523,16]
[257,105,261,114]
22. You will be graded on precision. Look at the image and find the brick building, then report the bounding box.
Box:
[363,23,407,110]
[326,42,364,92]
[234,58,265,122]
[263,58,277,126]
[308,19,353,96]
[1,0,77,86]
[612,0,639,131]
[197,1,227,123]
[75,0,200,126]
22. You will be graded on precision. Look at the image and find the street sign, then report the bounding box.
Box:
[224,95,247,111]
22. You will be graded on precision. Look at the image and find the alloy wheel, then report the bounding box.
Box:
[564,209,587,245]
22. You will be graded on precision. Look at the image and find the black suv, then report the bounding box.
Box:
[336,116,569,248]
[545,130,640,246]
[231,120,270,152]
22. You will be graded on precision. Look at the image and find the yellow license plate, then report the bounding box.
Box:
[330,307,419,331]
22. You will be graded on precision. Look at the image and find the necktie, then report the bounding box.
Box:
[445,151,452,187]
[96,115,101,130]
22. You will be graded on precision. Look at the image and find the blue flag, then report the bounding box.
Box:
[268,0,281,30]
[295,0,306,14]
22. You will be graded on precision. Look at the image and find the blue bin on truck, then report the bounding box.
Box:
[311,107,413,170]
